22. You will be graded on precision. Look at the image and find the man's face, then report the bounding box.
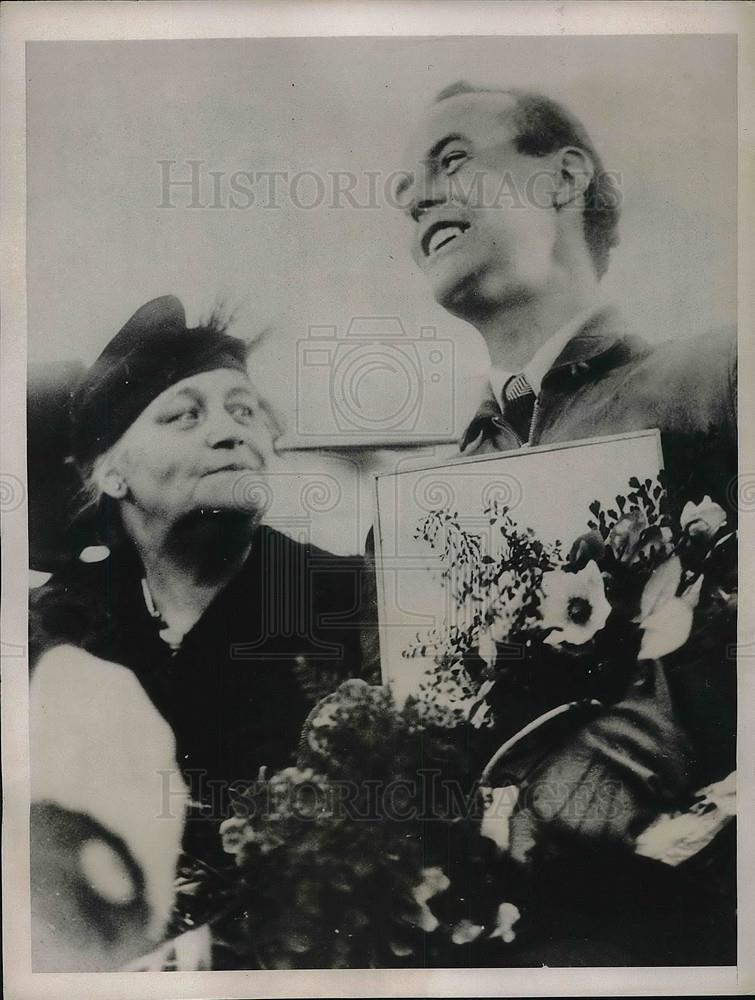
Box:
[399,93,560,316]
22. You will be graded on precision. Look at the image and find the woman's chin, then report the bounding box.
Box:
[194,499,264,520]
[174,506,264,541]
[193,472,271,517]
[182,496,264,525]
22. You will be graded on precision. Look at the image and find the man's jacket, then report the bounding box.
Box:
[461,305,736,463]
[461,306,737,852]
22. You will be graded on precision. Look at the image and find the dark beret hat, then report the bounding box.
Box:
[70,295,250,470]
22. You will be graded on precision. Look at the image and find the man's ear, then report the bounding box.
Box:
[553,147,594,210]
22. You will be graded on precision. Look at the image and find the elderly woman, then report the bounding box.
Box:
[30,296,370,887]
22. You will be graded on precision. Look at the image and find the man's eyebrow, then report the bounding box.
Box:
[395,133,468,199]
[426,133,467,162]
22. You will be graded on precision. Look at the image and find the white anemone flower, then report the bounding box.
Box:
[539,560,611,646]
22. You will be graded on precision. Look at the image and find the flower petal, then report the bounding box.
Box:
[489,902,521,944]
[680,496,727,538]
[581,559,604,588]
[539,561,611,646]
[680,499,698,530]
[638,598,693,659]
[544,627,564,646]
[631,525,675,565]
[608,509,648,562]
[639,556,682,622]
[539,570,572,616]
[452,919,485,945]
[680,574,704,609]
[568,529,606,569]
[411,866,450,932]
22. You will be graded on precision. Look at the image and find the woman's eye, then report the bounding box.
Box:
[441,150,467,175]
[231,404,255,420]
[169,408,200,427]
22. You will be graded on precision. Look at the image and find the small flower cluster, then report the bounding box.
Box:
[407,503,564,723]
[221,680,521,968]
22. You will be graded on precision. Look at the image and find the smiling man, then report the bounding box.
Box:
[400,82,736,476]
[396,83,737,965]
[402,86,612,366]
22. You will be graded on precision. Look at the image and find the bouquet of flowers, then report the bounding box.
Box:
[164,476,736,969]
[405,476,736,746]
[217,680,524,968]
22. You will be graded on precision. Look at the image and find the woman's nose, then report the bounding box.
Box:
[205,411,246,449]
[205,411,270,469]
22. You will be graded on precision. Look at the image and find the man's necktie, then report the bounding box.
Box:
[502,372,536,442]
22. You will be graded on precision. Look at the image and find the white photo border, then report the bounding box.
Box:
[2,3,753,998]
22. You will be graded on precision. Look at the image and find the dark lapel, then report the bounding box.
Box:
[459,306,650,452]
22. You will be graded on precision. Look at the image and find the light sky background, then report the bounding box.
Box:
[26,33,737,552]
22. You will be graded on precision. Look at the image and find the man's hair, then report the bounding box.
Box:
[435,81,621,278]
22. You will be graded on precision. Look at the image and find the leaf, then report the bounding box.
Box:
[628,477,641,489]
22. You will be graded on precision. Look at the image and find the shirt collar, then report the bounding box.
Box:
[461,304,647,453]
[488,304,603,403]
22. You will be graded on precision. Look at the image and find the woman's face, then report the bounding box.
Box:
[109,368,276,524]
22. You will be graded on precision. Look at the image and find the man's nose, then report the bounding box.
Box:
[406,165,448,222]
[409,194,447,224]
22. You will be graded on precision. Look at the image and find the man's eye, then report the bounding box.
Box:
[441,150,467,175]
